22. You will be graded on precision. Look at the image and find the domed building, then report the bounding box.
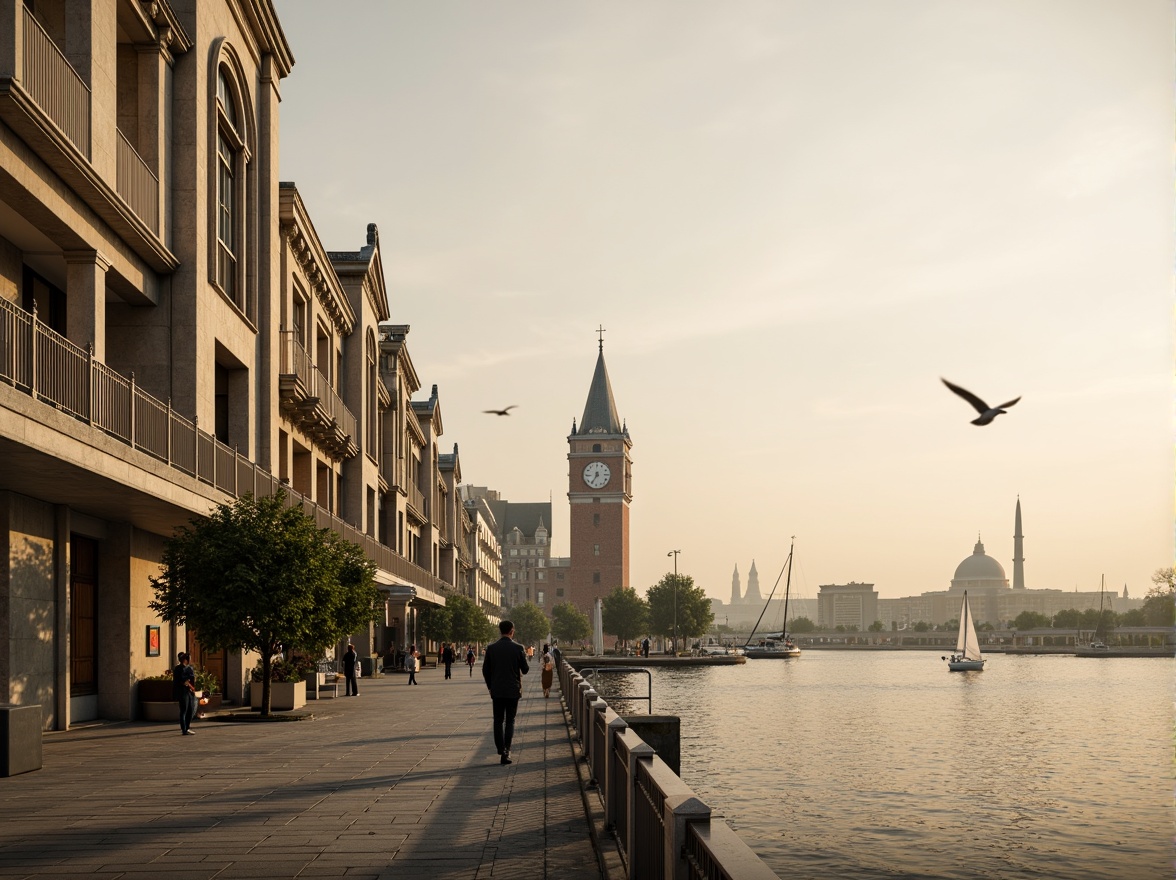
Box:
[950,537,1010,594]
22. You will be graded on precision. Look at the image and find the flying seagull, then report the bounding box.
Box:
[941,379,1021,426]
[482,405,518,416]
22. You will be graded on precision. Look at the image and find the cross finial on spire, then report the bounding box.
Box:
[596,324,606,352]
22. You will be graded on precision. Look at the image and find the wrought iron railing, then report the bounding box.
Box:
[278,331,358,446]
[0,298,451,599]
[116,129,159,234]
[21,6,90,157]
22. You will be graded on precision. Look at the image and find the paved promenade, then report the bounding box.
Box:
[0,662,603,879]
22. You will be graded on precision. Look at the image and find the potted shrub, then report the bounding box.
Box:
[138,672,177,721]
[249,659,307,710]
[195,668,222,714]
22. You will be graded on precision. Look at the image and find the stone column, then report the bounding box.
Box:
[63,249,110,361]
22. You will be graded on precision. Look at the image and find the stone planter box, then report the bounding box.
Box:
[250,680,306,711]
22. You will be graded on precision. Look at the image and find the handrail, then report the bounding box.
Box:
[559,659,780,880]
[116,129,159,234]
[21,6,91,157]
[0,298,450,601]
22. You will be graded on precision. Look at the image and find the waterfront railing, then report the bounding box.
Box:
[556,653,780,880]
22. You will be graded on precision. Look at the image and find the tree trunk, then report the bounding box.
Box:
[261,653,272,716]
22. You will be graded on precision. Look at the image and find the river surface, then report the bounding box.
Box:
[590,651,1173,880]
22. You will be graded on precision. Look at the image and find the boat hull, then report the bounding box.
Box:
[745,648,802,659]
[947,659,985,671]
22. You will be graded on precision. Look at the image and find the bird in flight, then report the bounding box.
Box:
[941,379,1021,426]
[482,405,518,416]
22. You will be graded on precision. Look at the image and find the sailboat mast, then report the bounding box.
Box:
[781,537,795,638]
[742,541,792,648]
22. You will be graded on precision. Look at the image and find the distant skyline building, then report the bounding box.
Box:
[1013,496,1026,590]
[730,565,742,604]
[744,560,763,605]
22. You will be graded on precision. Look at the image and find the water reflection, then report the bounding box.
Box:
[590,653,1171,880]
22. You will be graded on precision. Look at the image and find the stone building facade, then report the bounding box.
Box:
[0,0,488,729]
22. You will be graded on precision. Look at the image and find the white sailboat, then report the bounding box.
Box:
[744,538,802,659]
[945,590,985,671]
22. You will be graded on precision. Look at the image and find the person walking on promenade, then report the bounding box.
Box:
[173,651,197,735]
[342,643,359,696]
[466,645,476,676]
[642,637,650,658]
[406,646,419,685]
[540,644,554,698]
[483,620,529,765]
[441,643,456,680]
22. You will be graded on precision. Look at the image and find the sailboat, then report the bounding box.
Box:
[744,539,802,659]
[944,590,985,671]
[1075,575,1111,657]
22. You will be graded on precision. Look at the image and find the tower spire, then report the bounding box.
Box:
[1013,496,1025,590]
[577,339,623,435]
[731,565,742,605]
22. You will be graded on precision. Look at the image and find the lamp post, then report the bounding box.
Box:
[667,549,681,655]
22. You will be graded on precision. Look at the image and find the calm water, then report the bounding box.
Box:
[593,652,1173,880]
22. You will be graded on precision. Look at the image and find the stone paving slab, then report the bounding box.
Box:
[0,663,603,880]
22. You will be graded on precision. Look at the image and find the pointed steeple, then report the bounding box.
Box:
[1013,497,1026,590]
[730,565,742,605]
[744,560,762,604]
[577,346,623,435]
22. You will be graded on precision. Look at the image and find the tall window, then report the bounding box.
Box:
[366,332,377,456]
[215,70,239,301]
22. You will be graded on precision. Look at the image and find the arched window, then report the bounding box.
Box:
[366,331,378,457]
[209,47,254,319]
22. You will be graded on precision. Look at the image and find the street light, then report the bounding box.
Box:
[667,549,681,655]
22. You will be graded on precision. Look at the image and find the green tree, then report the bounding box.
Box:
[867,620,884,632]
[1118,608,1146,627]
[551,602,591,645]
[149,492,379,715]
[912,621,931,632]
[646,573,714,653]
[601,586,649,647]
[1014,610,1051,630]
[447,593,495,647]
[1143,568,1176,626]
[1052,608,1081,629]
[509,601,550,647]
[790,616,816,633]
[418,604,453,645]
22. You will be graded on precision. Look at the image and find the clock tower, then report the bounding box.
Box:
[568,335,632,614]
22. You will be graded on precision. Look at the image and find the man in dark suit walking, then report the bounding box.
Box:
[342,643,359,696]
[482,620,529,765]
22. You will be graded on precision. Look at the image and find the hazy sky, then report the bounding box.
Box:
[273,1,1171,602]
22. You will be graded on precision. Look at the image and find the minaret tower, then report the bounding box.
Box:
[567,328,632,613]
[1013,497,1026,590]
[744,560,763,605]
[730,565,742,605]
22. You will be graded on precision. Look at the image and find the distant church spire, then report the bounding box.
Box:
[1013,496,1026,590]
[744,560,762,604]
[730,565,742,605]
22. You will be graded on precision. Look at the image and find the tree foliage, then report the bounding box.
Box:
[646,573,714,650]
[867,620,885,632]
[417,604,453,645]
[149,492,379,715]
[601,586,648,646]
[1143,568,1176,626]
[509,602,549,647]
[1014,610,1051,630]
[790,616,816,633]
[551,602,591,645]
[447,593,496,646]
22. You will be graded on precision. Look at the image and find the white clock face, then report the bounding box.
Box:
[583,461,611,489]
